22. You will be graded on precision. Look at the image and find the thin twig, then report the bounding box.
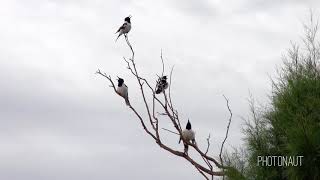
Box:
[160,49,165,77]
[220,95,233,180]
[97,34,230,179]
[162,128,179,135]
[205,134,211,155]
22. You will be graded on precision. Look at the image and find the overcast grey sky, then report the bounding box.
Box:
[0,0,319,179]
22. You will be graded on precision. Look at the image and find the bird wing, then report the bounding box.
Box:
[115,22,127,33]
[163,81,168,90]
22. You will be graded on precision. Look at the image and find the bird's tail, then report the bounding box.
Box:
[125,97,130,106]
[115,33,122,42]
[155,86,163,94]
[155,89,162,94]
[184,144,188,150]
[184,144,188,154]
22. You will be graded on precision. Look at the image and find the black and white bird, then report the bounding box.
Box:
[155,76,168,94]
[116,78,130,106]
[115,16,132,41]
[179,120,196,153]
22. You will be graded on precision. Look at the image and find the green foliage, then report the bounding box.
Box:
[223,147,248,180]
[225,16,320,180]
[225,166,247,180]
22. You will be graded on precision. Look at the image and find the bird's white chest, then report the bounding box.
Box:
[117,85,128,97]
[182,129,195,142]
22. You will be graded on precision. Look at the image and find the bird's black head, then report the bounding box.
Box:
[160,76,167,83]
[118,78,124,86]
[124,16,131,23]
[186,120,192,130]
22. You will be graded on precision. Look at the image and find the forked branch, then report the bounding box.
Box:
[97,35,233,179]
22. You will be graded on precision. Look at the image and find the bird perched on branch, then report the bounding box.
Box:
[115,15,132,41]
[179,120,196,154]
[155,76,168,94]
[116,78,130,106]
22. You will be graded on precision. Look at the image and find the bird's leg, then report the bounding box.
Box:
[184,143,188,154]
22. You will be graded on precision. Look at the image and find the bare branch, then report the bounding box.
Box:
[220,95,233,180]
[162,128,179,135]
[97,34,232,179]
[160,49,165,77]
[205,134,211,155]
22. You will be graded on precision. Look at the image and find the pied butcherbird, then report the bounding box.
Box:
[115,16,132,41]
[155,76,168,94]
[179,120,196,153]
[116,78,130,106]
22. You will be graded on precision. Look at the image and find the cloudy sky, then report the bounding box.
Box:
[0,0,319,179]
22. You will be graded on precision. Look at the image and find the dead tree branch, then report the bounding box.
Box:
[97,35,233,179]
[219,94,233,180]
